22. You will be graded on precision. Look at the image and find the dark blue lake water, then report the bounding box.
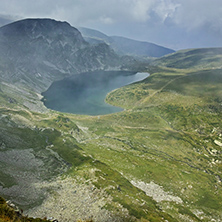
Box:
[42,71,149,115]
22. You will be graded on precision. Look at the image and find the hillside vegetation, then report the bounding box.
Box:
[153,47,222,69]
[0,48,222,221]
[0,196,50,222]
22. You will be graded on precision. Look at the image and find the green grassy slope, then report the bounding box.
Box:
[104,65,222,221]
[0,108,175,221]
[153,48,222,69]
[0,196,49,222]
[0,48,222,221]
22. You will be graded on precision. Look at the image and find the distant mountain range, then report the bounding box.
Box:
[0,18,135,92]
[79,27,175,58]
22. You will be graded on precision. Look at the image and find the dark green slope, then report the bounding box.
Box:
[104,50,222,221]
[153,47,222,69]
[0,196,49,222]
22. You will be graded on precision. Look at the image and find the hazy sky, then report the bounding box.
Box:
[1,0,222,50]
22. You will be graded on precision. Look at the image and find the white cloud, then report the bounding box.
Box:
[2,0,221,31]
[153,0,180,22]
[171,0,222,31]
[99,16,114,24]
[130,0,155,22]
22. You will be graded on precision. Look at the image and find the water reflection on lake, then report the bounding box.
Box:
[42,71,149,115]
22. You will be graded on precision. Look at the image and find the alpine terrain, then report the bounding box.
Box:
[0,18,221,222]
[79,27,175,58]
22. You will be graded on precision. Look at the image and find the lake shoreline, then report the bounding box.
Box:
[42,71,149,116]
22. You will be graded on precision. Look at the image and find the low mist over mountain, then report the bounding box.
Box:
[0,19,134,92]
[79,27,175,58]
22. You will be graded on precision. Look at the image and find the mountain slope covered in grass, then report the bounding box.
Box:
[153,47,222,69]
[0,19,221,221]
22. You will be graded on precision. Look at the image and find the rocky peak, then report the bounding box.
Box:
[0,18,88,57]
[0,18,86,43]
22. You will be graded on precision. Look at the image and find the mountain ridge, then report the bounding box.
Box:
[79,27,175,57]
[152,47,222,69]
[0,19,134,93]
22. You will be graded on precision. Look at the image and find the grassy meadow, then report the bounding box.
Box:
[0,48,222,221]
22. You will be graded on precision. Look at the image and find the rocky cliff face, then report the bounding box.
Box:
[0,19,127,92]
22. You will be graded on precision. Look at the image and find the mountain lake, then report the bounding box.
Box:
[42,71,149,115]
